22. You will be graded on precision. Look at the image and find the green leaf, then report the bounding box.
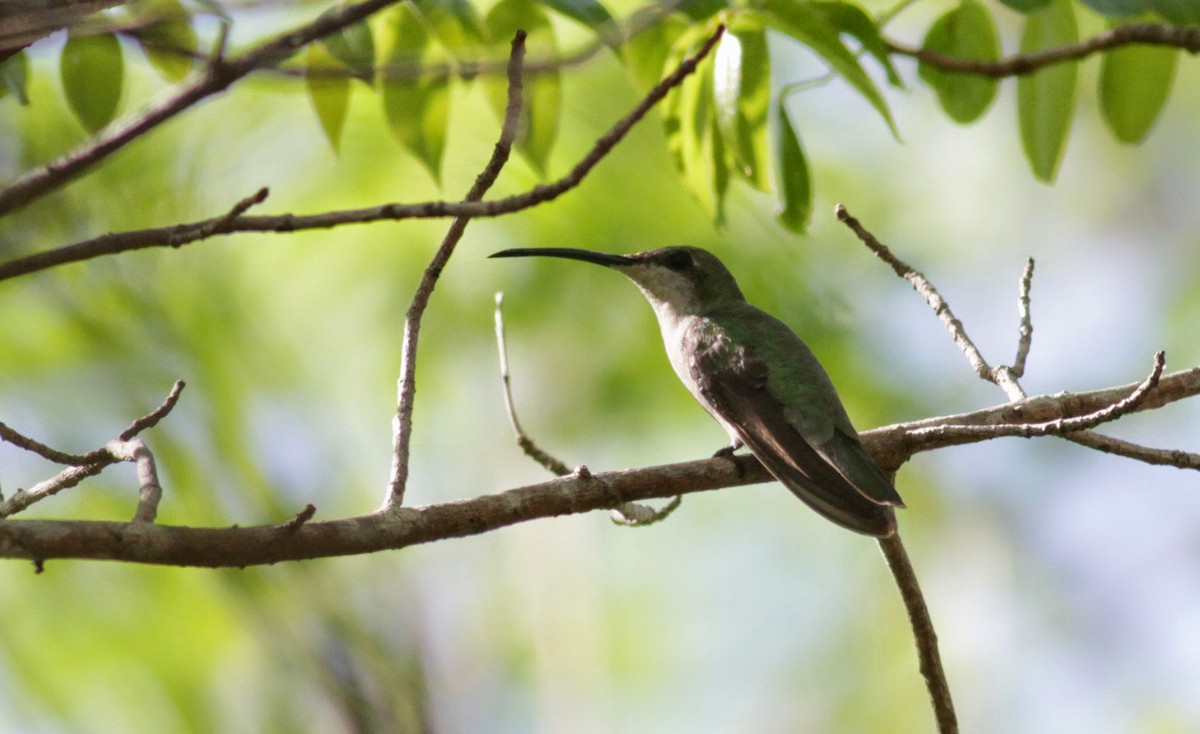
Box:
[378,4,451,180]
[996,0,1052,12]
[415,0,486,79]
[810,1,902,87]
[0,51,30,105]
[755,0,898,138]
[130,0,197,82]
[772,102,812,233]
[1080,0,1152,16]
[713,24,770,191]
[321,18,376,85]
[624,11,688,90]
[536,0,621,45]
[665,32,724,221]
[61,32,124,133]
[1152,0,1200,24]
[1017,0,1078,183]
[1099,28,1177,144]
[918,0,1000,124]
[305,44,350,153]
[485,0,561,174]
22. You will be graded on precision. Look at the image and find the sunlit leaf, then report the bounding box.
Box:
[485,0,561,174]
[772,102,811,233]
[1017,0,1077,182]
[306,44,350,153]
[996,0,1052,11]
[61,32,124,133]
[1100,28,1177,144]
[918,0,1000,124]
[713,23,770,191]
[321,18,376,85]
[755,0,897,138]
[131,0,197,82]
[0,51,29,105]
[378,4,451,180]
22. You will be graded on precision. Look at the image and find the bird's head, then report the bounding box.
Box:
[490,246,746,320]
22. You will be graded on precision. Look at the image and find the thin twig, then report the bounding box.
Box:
[878,533,957,734]
[1011,258,1035,379]
[0,421,88,465]
[278,504,318,533]
[839,206,1200,470]
[0,381,186,518]
[888,23,1200,78]
[106,439,164,523]
[908,352,1165,442]
[0,0,405,216]
[493,293,572,476]
[0,25,726,284]
[610,495,683,527]
[836,204,994,382]
[384,32,528,509]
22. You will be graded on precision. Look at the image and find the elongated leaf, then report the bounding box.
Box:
[1081,0,1152,15]
[918,0,1000,124]
[306,44,350,153]
[61,32,124,133]
[624,10,688,90]
[378,5,451,180]
[1017,0,1077,182]
[997,0,1052,11]
[664,30,724,221]
[1100,31,1177,144]
[810,1,902,87]
[485,0,560,174]
[755,0,897,137]
[772,102,811,233]
[131,0,197,82]
[537,0,621,45]
[321,19,375,84]
[1152,0,1200,24]
[0,51,29,105]
[713,24,770,191]
[415,0,485,79]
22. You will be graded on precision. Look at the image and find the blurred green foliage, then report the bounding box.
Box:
[1,1,1200,732]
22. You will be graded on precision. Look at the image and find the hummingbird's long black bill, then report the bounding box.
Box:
[489,247,635,267]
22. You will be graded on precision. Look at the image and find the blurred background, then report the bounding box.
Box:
[1,1,1199,732]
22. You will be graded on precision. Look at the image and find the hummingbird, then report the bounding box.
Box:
[489,246,903,537]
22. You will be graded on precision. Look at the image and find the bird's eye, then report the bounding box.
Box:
[664,250,693,271]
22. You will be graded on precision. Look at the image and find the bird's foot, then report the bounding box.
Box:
[712,441,747,478]
[712,440,743,460]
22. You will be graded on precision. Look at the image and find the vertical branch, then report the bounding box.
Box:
[878,532,958,734]
[383,32,528,509]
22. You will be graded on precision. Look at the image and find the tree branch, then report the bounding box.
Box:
[0,381,185,519]
[1,371,1195,566]
[878,533,957,734]
[888,23,1200,79]
[384,31,527,508]
[0,24,726,284]
[0,0,407,217]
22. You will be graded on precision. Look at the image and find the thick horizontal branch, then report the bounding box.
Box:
[889,23,1200,78]
[2,367,1196,566]
[0,457,768,566]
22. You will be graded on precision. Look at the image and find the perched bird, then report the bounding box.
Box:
[490,246,903,537]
